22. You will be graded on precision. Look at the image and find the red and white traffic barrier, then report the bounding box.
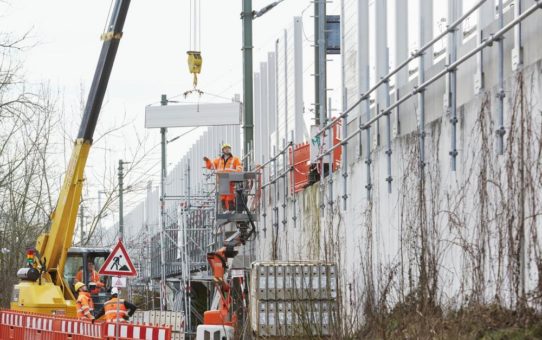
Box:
[105,323,170,340]
[1,312,24,328]
[0,310,171,340]
[60,319,102,338]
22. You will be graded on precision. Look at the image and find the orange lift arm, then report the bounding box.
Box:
[203,246,239,327]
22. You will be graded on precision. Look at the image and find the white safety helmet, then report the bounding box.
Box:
[111,287,119,295]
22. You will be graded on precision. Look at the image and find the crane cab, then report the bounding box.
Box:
[65,247,112,314]
[11,247,112,317]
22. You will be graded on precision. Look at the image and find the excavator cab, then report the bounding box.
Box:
[64,247,111,314]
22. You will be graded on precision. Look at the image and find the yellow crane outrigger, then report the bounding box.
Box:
[10,0,131,317]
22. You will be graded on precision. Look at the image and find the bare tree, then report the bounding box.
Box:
[0,29,61,307]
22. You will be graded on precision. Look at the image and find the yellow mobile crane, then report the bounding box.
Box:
[10,0,131,317]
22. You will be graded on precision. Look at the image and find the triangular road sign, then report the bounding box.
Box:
[112,277,127,288]
[99,240,138,277]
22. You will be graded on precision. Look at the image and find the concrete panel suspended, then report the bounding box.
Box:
[145,102,241,128]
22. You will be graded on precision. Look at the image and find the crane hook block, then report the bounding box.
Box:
[187,51,203,88]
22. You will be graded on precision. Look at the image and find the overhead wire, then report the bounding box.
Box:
[198,0,202,51]
[189,0,192,50]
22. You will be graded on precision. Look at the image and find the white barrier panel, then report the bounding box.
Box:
[105,323,169,340]
[132,310,184,340]
[145,102,241,128]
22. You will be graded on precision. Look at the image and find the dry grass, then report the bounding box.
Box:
[357,302,542,340]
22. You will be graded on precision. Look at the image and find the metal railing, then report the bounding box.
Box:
[253,0,541,214]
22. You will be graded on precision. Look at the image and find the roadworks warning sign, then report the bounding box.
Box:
[99,240,138,277]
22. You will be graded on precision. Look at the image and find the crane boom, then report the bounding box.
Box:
[37,0,131,279]
[12,0,131,316]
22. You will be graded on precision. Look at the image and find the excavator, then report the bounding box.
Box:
[10,0,131,317]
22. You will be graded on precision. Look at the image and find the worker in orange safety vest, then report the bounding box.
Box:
[75,282,95,320]
[94,287,137,322]
[75,261,105,294]
[203,143,243,210]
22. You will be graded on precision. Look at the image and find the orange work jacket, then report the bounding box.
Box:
[75,269,105,293]
[205,155,243,207]
[104,298,128,321]
[76,292,95,319]
[205,155,243,172]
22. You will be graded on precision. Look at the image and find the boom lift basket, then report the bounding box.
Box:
[215,171,260,223]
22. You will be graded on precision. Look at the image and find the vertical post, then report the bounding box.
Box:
[118,160,124,241]
[281,138,288,230]
[290,132,297,229]
[475,0,493,94]
[418,0,433,173]
[242,0,254,169]
[272,145,279,260]
[340,1,348,210]
[395,0,408,136]
[497,0,505,155]
[327,98,334,209]
[375,0,392,193]
[512,0,523,71]
[159,94,168,311]
[357,0,371,199]
[317,0,327,129]
[254,72,261,164]
[116,137,123,340]
[448,0,459,171]
[314,0,320,125]
[116,289,120,340]
[187,160,191,209]
[79,204,85,246]
[418,89,426,170]
[364,67,372,200]
[514,0,524,302]
[317,0,327,216]
[97,191,105,243]
[262,154,268,234]
[342,90,348,210]
[181,164,192,332]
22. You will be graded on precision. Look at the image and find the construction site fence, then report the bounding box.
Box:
[0,310,171,340]
[132,311,184,340]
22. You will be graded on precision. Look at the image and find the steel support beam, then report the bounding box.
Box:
[395,0,409,136]
[358,0,371,199]
[327,98,334,209]
[418,0,433,172]
[281,138,288,229]
[512,0,524,71]
[376,0,392,192]
[497,0,505,154]
[448,0,459,171]
[475,0,494,94]
[159,94,168,311]
[242,0,254,169]
[340,0,348,210]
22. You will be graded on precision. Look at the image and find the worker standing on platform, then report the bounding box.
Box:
[75,282,95,320]
[75,261,105,294]
[203,144,243,210]
[94,287,137,322]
